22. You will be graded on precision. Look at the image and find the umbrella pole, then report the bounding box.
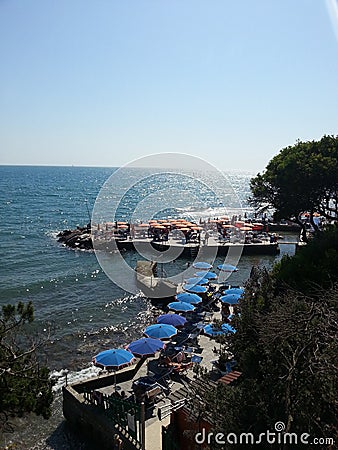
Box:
[134,356,146,375]
[141,401,146,450]
[114,370,116,390]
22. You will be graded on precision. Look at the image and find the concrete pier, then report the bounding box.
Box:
[93,235,280,256]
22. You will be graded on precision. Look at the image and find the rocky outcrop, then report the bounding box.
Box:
[57,224,93,250]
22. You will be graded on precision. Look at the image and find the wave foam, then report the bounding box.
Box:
[51,365,101,392]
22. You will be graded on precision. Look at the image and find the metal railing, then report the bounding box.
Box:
[83,388,144,447]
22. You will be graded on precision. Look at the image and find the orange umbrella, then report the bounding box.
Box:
[234,221,245,228]
[138,223,149,227]
[117,221,127,225]
[240,227,253,231]
[191,226,202,231]
[118,225,128,229]
[223,224,235,228]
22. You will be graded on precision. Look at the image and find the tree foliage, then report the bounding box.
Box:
[249,135,338,235]
[272,225,338,295]
[199,229,338,449]
[0,301,53,430]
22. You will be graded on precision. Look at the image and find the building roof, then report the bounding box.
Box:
[217,370,242,385]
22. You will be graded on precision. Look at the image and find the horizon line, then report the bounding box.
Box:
[0,163,258,173]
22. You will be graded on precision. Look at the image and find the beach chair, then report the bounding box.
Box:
[191,355,203,364]
[145,385,163,404]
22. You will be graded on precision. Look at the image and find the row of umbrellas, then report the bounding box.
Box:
[93,260,242,370]
[169,260,243,310]
[167,291,201,312]
[192,262,238,272]
[93,317,237,370]
[182,282,241,295]
[93,313,187,370]
[137,218,203,232]
[93,337,166,371]
[181,263,238,293]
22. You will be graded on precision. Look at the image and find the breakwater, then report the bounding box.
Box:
[57,219,281,256]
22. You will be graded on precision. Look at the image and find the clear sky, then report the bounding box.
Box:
[0,0,337,172]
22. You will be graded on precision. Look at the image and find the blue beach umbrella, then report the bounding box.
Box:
[223,288,244,295]
[157,313,187,328]
[203,324,225,337]
[176,292,202,304]
[203,323,237,337]
[217,264,238,272]
[220,294,241,305]
[185,277,209,285]
[221,323,237,334]
[144,323,177,340]
[183,284,207,294]
[127,338,165,358]
[168,301,195,312]
[195,271,217,280]
[92,348,135,370]
[192,262,213,270]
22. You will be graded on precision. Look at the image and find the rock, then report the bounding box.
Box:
[57,227,93,250]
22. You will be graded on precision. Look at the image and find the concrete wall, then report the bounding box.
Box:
[63,385,142,450]
[72,365,141,394]
[63,365,145,449]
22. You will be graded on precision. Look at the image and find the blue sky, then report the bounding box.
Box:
[0,0,337,171]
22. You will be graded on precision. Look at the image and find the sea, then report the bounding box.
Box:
[0,165,298,448]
